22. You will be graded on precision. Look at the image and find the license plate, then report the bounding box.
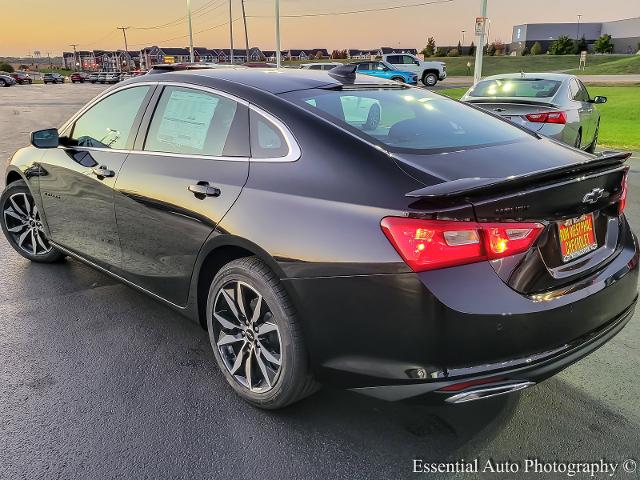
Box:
[557,213,597,262]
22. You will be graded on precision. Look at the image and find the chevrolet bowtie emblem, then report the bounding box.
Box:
[582,187,606,204]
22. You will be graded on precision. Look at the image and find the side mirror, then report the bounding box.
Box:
[414,60,420,65]
[592,96,607,104]
[31,128,59,149]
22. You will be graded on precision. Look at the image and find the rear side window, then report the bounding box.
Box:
[250,110,288,159]
[71,86,151,149]
[469,79,562,98]
[144,86,249,157]
[386,55,401,64]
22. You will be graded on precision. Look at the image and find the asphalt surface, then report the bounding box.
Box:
[1,83,639,480]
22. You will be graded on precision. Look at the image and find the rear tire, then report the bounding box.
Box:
[422,72,438,87]
[1,180,64,263]
[0,79,6,87]
[206,256,317,409]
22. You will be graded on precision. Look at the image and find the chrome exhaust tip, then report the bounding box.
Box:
[445,381,535,404]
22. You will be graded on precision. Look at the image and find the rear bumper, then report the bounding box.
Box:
[352,298,635,401]
[283,219,638,398]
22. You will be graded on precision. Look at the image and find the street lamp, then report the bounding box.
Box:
[576,14,582,41]
[461,30,466,46]
[275,0,281,69]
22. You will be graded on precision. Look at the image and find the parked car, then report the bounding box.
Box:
[381,52,446,86]
[43,73,64,84]
[2,68,636,410]
[243,62,277,68]
[0,73,16,87]
[460,73,606,152]
[70,72,91,83]
[10,71,32,85]
[88,73,99,83]
[300,62,343,71]
[351,60,418,84]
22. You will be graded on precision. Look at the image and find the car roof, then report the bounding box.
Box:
[136,67,397,94]
[481,72,573,82]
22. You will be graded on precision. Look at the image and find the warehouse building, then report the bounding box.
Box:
[511,16,640,54]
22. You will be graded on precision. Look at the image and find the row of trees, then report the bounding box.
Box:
[422,37,507,57]
[421,33,617,58]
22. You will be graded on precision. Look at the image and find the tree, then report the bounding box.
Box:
[423,37,436,57]
[594,34,614,54]
[575,35,588,53]
[0,62,14,73]
[315,51,324,60]
[457,40,462,54]
[549,35,576,55]
[434,48,447,57]
[530,42,542,55]
[447,48,460,57]
[521,46,530,56]
[468,41,476,56]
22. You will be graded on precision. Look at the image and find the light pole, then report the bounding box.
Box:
[241,0,250,62]
[473,0,488,85]
[229,0,234,64]
[275,0,281,69]
[70,44,79,71]
[576,14,582,41]
[187,0,195,62]
[461,30,466,46]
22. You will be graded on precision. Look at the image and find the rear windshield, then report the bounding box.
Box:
[468,78,562,98]
[282,87,530,153]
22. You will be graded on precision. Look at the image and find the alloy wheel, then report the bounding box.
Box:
[2,192,52,256]
[212,280,282,393]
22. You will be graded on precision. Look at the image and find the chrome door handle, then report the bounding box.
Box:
[91,165,115,178]
[188,183,221,198]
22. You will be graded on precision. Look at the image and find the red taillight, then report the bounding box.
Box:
[380,217,544,272]
[525,111,566,124]
[619,170,629,215]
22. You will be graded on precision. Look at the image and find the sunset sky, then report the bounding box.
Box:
[2,0,638,57]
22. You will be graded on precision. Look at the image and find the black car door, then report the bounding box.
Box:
[38,84,155,270]
[114,84,250,306]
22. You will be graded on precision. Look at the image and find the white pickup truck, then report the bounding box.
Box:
[381,53,446,86]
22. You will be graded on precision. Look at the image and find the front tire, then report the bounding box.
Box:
[206,257,316,409]
[586,122,599,154]
[1,181,64,263]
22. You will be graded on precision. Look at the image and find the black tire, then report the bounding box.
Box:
[1,180,64,263]
[391,76,405,83]
[586,122,599,154]
[422,72,438,87]
[0,79,6,87]
[206,256,317,409]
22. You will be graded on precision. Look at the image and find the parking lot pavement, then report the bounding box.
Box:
[1,85,639,479]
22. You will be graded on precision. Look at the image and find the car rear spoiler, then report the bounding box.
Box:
[406,151,632,200]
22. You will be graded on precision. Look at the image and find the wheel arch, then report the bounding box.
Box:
[5,169,24,186]
[190,233,289,329]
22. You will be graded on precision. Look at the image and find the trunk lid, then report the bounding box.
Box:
[464,99,558,131]
[396,142,630,294]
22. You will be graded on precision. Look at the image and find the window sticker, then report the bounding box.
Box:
[156,90,219,151]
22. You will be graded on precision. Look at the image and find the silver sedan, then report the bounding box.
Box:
[460,73,606,152]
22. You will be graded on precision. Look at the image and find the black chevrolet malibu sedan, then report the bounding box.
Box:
[1,68,637,409]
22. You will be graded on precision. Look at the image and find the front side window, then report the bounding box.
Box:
[71,86,151,149]
[144,86,248,157]
[402,55,416,64]
[284,88,530,153]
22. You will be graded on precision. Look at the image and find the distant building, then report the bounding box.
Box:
[511,17,640,54]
